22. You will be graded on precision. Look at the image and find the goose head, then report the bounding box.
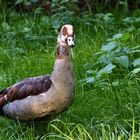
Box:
[57,24,75,48]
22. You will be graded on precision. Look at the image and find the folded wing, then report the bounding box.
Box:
[0,75,52,108]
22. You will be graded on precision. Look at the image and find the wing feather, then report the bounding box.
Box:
[0,75,52,104]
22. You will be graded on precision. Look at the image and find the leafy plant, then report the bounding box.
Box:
[82,29,140,85]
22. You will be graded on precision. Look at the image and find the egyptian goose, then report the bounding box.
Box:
[0,24,75,121]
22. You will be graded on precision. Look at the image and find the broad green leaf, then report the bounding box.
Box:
[101,42,117,52]
[1,22,10,30]
[123,17,134,24]
[122,47,130,53]
[116,55,129,68]
[133,58,140,67]
[121,33,131,41]
[127,27,135,32]
[22,27,31,32]
[86,77,96,84]
[103,13,114,22]
[41,16,50,24]
[86,70,94,74]
[112,81,119,86]
[15,0,24,4]
[14,48,25,54]
[135,17,140,23]
[132,67,140,74]
[98,54,113,64]
[97,63,116,76]
[51,19,61,29]
[113,33,123,40]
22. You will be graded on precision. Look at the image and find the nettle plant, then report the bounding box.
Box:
[82,31,140,86]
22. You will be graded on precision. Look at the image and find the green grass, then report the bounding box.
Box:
[0,11,140,139]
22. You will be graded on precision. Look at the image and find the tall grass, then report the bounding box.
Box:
[0,11,140,139]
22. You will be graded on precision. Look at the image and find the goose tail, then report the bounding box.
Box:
[0,89,7,109]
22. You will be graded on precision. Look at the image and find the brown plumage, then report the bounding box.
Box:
[0,75,51,107]
[0,24,75,121]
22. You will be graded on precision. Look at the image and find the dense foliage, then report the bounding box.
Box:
[1,0,140,15]
[0,1,140,139]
